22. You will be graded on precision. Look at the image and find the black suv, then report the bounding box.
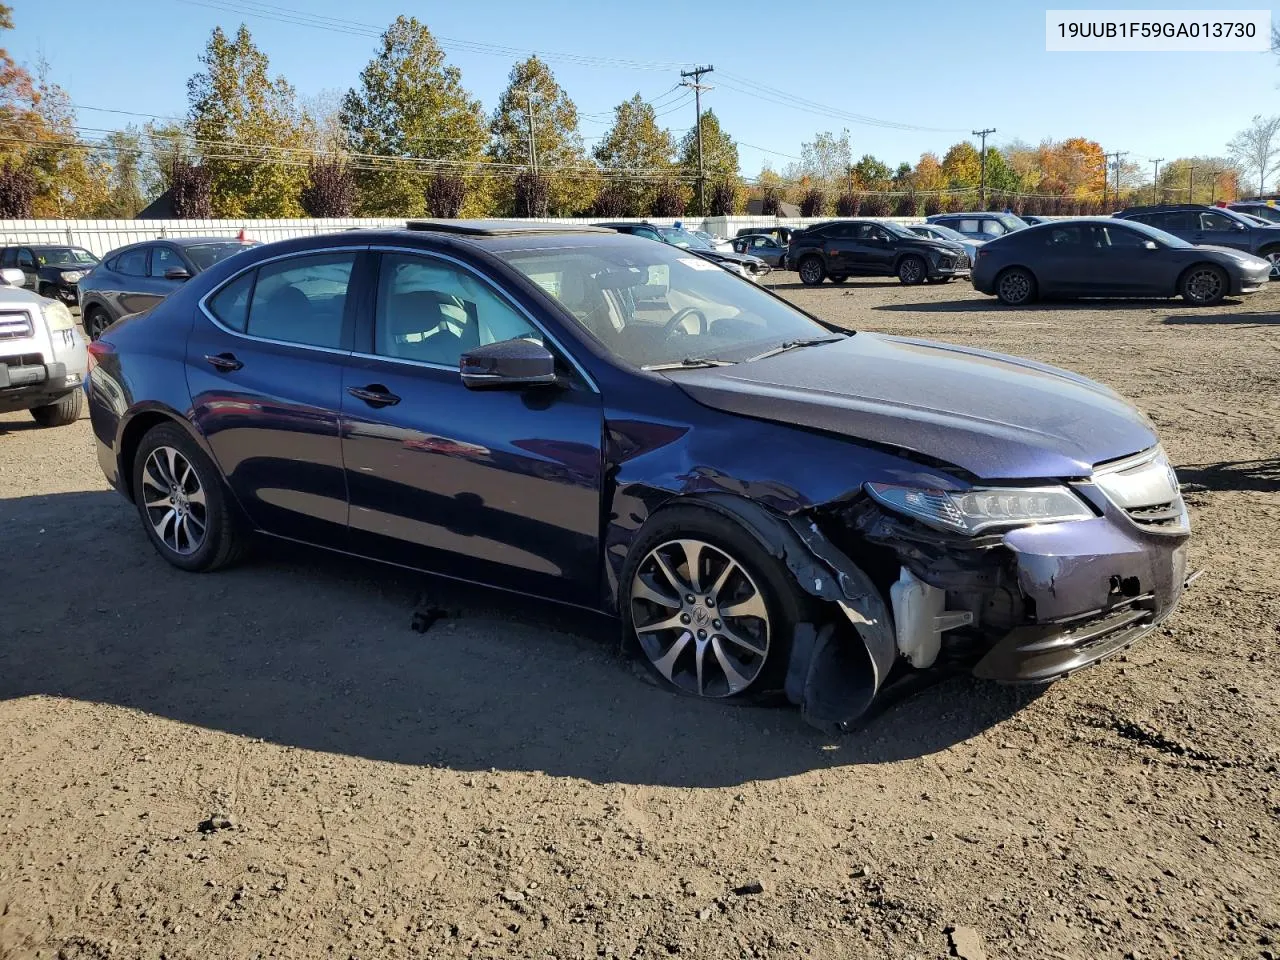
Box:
[1114,204,1280,279]
[787,219,970,286]
[0,244,100,306]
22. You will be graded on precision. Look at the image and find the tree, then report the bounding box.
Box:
[760,186,781,216]
[861,195,891,217]
[835,191,859,216]
[591,182,629,217]
[0,162,34,217]
[799,187,826,217]
[592,93,675,216]
[301,158,355,217]
[1228,115,1280,195]
[710,180,737,216]
[512,170,549,218]
[90,127,147,217]
[894,192,917,216]
[342,16,488,217]
[1158,157,1241,204]
[912,152,945,196]
[852,154,892,191]
[425,171,466,217]
[785,129,852,194]
[650,180,686,217]
[169,158,213,218]
[941,141,982,188]
[489,55,590,216]
[677,109,739,215]
[982,147,1019,195]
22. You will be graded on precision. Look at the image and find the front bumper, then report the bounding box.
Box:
[47,282,79,306]
[1232,265,1270,294]
[927,254,970,279]
[0,360,82,411]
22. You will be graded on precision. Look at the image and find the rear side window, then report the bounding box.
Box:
[954,219,981,235]
[115,248,148,277]
[1155,211,1197,232]
[207,271,254,332]
[979,220,1006,236]
[245,252,355,349]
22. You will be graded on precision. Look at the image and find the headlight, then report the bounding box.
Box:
[60,270,85,283]
[865,482,1094,535]
[42,300,76,332]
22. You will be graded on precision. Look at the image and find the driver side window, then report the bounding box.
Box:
[374,254,540,367]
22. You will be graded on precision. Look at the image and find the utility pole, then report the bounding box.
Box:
[1150,158,1164,203]
[1188,164,1197,203]
[1209,169,1225,203]
[972,128,996,209]
[680,65,714,214]
[1104,150,1127,209]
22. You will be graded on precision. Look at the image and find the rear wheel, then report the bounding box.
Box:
[84,306,112,341]
[621,506,808,701]
[131,423,246,572]
[798,256,826,286]
[1259,246,1280,280]
[897,255,927,285]
[995,267,1037,306]
[29,390,83,427]
[1180,264,1227,306]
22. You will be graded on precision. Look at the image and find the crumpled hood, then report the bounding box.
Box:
[671,333,1158,480]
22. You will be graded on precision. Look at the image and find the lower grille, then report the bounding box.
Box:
[0,310,34,340]
[1125,501,1186,529]
[1,353,43,367]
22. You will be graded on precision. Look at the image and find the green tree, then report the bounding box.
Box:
[785,129,852,193]
[188,24,312,217]
[676,108,739,215]
[941,141,982,188]
[981,147,1019,195]
[97,127,146,217]
[489,55,590,216]
[852,154,892,191]
[592,93,674,216]
[342,16,489,217]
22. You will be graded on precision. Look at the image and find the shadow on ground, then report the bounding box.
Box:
[1164,311,1280,326]
[0,490,1033,787]
[1177,458,1280,494]
[877,297,1246,314]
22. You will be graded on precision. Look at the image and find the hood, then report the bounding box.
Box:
[689,248,763,267]
[671,333,1158,480]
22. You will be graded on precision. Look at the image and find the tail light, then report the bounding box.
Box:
[86,338,114,374]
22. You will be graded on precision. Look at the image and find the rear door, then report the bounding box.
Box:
[187,248,362,546]
[110,246,162,317]
[1036,222,1096,294]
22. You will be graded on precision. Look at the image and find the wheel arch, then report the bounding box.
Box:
[1174,260,1228,298]
[116,405,217,503]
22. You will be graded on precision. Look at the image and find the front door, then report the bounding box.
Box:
[1091,224,1177,295]
[1192,210,1251,252]
[340,250,604,604]
[186,249,360,546]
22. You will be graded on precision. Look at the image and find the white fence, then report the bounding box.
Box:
[0,215,928,257]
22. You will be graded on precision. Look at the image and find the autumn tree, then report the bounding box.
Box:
[425,171,466,217]
[912,152,945,197]
[786,129,852,195]
[342,16,488,216]
[301,158,355,217]
[0,163,34,216]
[1228,115,1280,194]
[91,128,147,217]
[650,180,687,217]
[677,109,739,215]
[169,158,213,218]
[489,55,590,216]
[941,141,981,189]
[1158,157,1241,204]
[593,93,675,216]
[709,180,737,216]
[799,187,826,217]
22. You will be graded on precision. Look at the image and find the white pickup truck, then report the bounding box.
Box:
[0,267,87,427]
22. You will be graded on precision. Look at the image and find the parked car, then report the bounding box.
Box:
[691,229,733,251]
[788,218,970,285]
[86,220,1194,730]
[1021,215,1053,225]
[735,226,796,246]
[926,212,1030,241]
[971,217,1268,307]
[1113,204,1280,279]
[78,236,260,340]
[731,233,788,268]
[0,243,100,306]
[0,268,87,426]
[1225,200,1280,224]
[593,222,770,280]
[906,223,983,265]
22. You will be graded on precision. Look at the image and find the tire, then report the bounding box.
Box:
[797,256,826,286]
[897,255,927,285]
[828,274,848,284]
[1180,264,1228,307]
[130,423,246,572]
[29,389,83,427]
[620,504,809,701]
[84,306,112,341]
[1259,246,1280,281]
[995,267,1037,306]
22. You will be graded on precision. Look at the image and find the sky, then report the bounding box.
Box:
[7,0,1278,178]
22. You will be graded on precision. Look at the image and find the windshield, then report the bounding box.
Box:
[184,242,255,271]
[35,247,98,266]
[1236,204,1280,223]
[916,224,966,242]
[880,221,920,240]
[498,239,839,369]
[656,227,712,250]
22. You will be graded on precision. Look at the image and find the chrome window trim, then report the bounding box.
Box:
[366,244,600,394]
[197,244,367,357]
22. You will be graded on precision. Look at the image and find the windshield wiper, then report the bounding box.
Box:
[642,357,735,371]
[745,336,844,363]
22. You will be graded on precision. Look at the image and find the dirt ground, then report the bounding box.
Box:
[1,277,1277,960]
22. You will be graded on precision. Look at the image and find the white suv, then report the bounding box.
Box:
[0,269,88,427]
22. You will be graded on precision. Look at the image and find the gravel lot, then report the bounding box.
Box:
[1,278,1277,960]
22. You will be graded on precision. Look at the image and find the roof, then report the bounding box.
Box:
[404,219,613,236]
[927,211,1013,219]
[1113,203,1215,213]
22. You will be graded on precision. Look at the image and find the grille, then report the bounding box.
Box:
[1,353,43,367]
[955,254,970,268]
[0,310,34,340]
[1125,501,1186,530]
[1092,447,1189,535]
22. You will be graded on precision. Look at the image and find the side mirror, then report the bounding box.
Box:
[164,267,192,281]
[1142,240,1159,250]
[460,338,558,390]
[0,267,25,286]
[1234,222,1247,231]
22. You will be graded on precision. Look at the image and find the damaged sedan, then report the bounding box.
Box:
[86,222,1193,732]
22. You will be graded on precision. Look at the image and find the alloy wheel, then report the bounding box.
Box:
[1185,267,1223,304]
[799,259,823,284]
[998,270,1031,304]
[899,258,923,284]
[141,446,208,556]
[630,538,770,698]
[88,310,110,340]
[1265,251,1280,279]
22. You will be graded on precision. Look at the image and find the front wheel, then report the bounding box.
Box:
[29,389,83,427]
[131,423,246,572]
[621,506,807,701]
[1180,265,1227,306]
[1259,246,1280,280]
[995,267,1037,306]
[797,257,826,286]
[897,255,927,285]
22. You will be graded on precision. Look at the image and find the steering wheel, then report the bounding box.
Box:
[662,307,709,339]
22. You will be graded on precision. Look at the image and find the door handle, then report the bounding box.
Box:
[347,384,401,408]
[204,352,243,372]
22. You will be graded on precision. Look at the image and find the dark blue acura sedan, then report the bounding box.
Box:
[86,221,1193,731]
